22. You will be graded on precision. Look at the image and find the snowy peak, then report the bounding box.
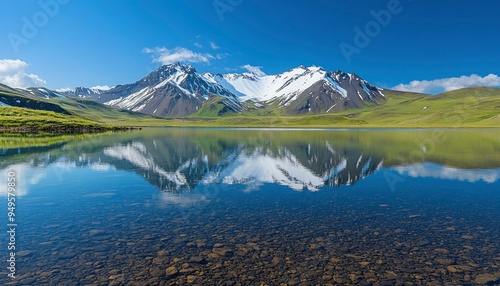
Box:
[128,62,236,100]
[142,62,196,85]
[282,65,324,76]
[89,63,239,117]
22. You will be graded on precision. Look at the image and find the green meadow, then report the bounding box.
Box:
[0,107,116,132]
[1,86,499,130]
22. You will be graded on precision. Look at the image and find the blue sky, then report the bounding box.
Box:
[1,0,500,93]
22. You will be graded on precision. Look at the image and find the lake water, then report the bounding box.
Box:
[1,128,499,285]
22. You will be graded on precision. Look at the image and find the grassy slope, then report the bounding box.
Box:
[186,95,367,127]
[180,87,500,128]
[0,132,96,149]
[51,97,166,126]
[0,107,116,132]
[336,87,500,127]
[0,87,166,127]
[187,96,238,117]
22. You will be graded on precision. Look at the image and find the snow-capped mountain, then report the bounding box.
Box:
[58,86,110,98]
[92,63,241,117]
[52,63,385,117]
[205,65,385,114]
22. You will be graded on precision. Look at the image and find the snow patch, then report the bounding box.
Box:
[356,91,363,100]
[325,76,347,98]
[220,66,329,102]
[361,83,371,95]
[105,87,153,109]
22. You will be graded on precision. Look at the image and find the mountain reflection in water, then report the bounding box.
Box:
[1,128,499,196]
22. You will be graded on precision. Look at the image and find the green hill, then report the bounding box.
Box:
[52,97,160,126]
[188,95,242,117]
[1,84,499,129]
[183,87,500,128]
[337,87,500,127]
[0,107,120,133]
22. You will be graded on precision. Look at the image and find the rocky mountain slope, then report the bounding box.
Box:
[205,65,385,114]
[90,63,241,117]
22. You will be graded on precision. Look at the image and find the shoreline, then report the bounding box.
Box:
[0,126,141,134]
[136,123,500,129]
[1,123,498,134]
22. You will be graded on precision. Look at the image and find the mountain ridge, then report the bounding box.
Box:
[60,63,385,117]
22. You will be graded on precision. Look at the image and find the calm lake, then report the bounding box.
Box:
[1,128,499,285]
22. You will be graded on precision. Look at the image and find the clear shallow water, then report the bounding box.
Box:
[1,128,500,285]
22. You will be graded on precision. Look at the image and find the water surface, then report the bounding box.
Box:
[1,128,499,285]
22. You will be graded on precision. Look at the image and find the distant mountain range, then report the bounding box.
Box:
[58,62,385,117]
[58,86,110,97]
[1,64,499,127]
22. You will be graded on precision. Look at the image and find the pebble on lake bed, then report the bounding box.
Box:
[165,266,179,277]
[474,273,500,285]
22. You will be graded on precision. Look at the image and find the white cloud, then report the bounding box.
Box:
[91,85,111,90]
[215,53,229,60]
[56,87,73,93]
[0,163,47,197]
[160,192,208,207]
[209,41,220,50]
[143,47,213,65]
[393,74,500,93]
[393,163,500,184]
[0,59,46,88]
[193,42,203,48]
[241,64,266,77]
[90,162,115,172]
